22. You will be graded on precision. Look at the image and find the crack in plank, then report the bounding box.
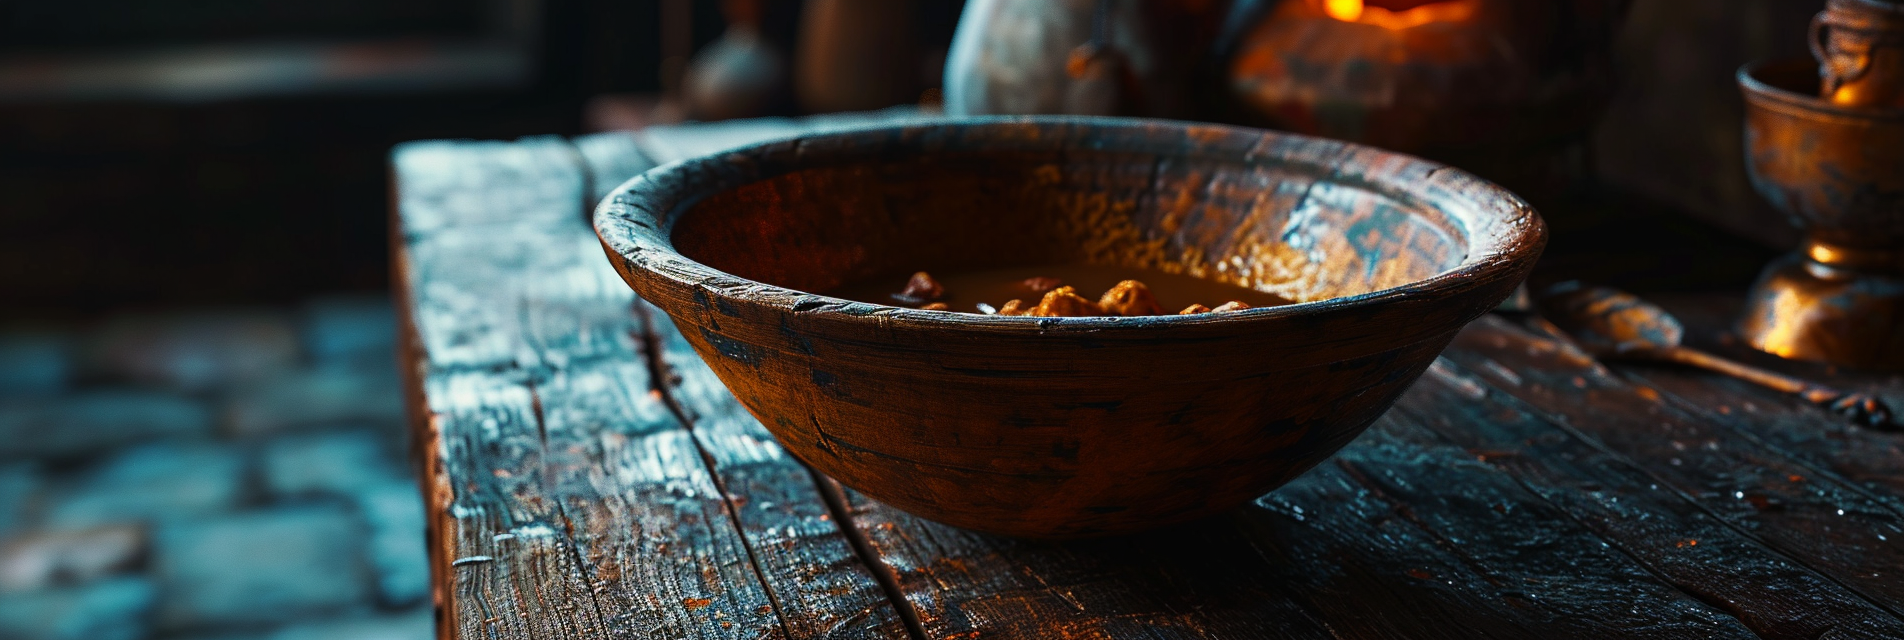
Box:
[629,292,924,640]
[811,469,931,640]
[628,301,798,638]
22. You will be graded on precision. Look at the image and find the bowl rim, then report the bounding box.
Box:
[594,115,1545,333]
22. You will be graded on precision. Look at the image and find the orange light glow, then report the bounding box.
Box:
[1323,0,1481,29]
[1757,287,1811,359]
[1808,243,1841,265]
[1325,0,1366,21]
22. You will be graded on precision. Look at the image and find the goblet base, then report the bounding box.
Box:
[1738,253,1904,370]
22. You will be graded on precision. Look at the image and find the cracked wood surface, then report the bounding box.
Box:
[393,134,906,640]
[396,114,1904,639]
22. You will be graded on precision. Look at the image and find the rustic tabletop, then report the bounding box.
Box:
[392,111,1904,640]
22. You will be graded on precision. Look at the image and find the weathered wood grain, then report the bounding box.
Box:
[393,136,905,640]
[1253,446,1757,640]
[574,131,658,205]
[402,110,1904,640]
[1445,316,1904,613]
[1397,357,1904,639]
[1260,455,1752,640]
[837,483,1339,640]
[832,355,1770,640]
[429,361,792,640]
[634,118,810,166]
[1607,295,1904,515]
[834,402,1761,640]
[402,224,794,640]
[1628,365,1904,514]
[630,107,940,166]
[394,137,586,238]
[402,227,639,374]
[587,114,947,640]
[1263,427,1757,640]
[645,301,912,639]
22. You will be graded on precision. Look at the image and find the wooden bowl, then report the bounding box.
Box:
[595,117,1544,538]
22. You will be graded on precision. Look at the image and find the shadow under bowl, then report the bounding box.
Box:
[595,116,1544,538]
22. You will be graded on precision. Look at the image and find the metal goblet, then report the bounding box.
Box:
[1736,59,1904,369]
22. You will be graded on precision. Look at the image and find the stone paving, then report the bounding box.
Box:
[0,296,430,640]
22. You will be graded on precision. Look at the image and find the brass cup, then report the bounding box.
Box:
[1737,59,1904,369]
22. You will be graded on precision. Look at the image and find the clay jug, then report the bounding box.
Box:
[942,0,1227,118]
[795,0,923,113]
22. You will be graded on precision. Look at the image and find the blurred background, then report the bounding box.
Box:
[0,0,1826,316]
[0,0,1826,639]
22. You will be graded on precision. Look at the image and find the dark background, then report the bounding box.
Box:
[0,0,690,316]
[0,0,1822,319]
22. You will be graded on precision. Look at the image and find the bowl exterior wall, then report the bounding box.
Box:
[665,297,1459,537]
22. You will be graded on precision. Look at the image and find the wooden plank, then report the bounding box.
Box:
[1627,365,1904,512]
[394,137,585,237]
[393,138,905,640]
[429,361,791,640]
[1629,293,1904,514]
[632,107,941,165]
[645,303,912,640]
[1396,356,1904,639]
[1444,316,1904,613]
[792,107,946,136]
[401,224,790,639]
[841,424,1759,640]
[1271,431,1758,640]
[577,116,919,640]
[833,410,1755,639]
[837,483,1339,640]
[573,131,658,204]
[634,118,809,165]
[401,227,639,374]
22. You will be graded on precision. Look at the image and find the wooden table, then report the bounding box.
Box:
[392,112,1904,640]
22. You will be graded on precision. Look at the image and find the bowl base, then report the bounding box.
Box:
[1738,253,1904,369]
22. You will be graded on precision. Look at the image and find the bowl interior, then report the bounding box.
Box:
[672,147,1469,305]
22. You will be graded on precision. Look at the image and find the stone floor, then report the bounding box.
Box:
[0,295,431,640]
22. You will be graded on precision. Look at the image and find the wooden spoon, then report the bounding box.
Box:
[1537,282,1895,429]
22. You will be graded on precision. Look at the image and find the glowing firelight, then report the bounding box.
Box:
[1324,0,1366,21]
[1323,0,1481,29]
